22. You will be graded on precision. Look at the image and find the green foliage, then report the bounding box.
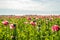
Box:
[0,16,60,40]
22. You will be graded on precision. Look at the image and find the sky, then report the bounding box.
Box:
[0,0,60,15]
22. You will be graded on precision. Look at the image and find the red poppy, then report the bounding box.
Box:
[2,21,9,25]
[30,21,36,26]
[52,25,60,32]
[27,17,31,20]
[10,24,16,29]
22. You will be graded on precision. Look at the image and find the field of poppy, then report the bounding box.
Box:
[0,15,60,40]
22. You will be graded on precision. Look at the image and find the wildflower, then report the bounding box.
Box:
[30,21,36,26]
[49,18,53,21]
[7,16,12,18]
[15,16,20,18]
[35,17,39,20]
[27,17,31,20]
[2,21,9,25]
[52,25,60,32]
[10,24,16,29]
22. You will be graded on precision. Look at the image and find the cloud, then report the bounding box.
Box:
[31,0,60,11]
[0,0,60,12]
[0,0,47,11]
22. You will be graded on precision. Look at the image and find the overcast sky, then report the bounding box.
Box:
[0,0,60,15]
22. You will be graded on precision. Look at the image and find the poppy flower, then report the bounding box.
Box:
[30,21,36,26]
[35,17,39,20]
[49,18,53,21]
[2,21,9,25]
[7,16,12,18]
[52,25,60,32]
[15,16,20,18]
[27,17,31,20]
[10,24,16,29]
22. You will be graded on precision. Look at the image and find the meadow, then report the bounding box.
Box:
[0,15,60,40]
